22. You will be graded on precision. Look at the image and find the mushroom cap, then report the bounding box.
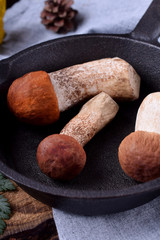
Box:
[36,134,86,181]
[7,71,59,125]
[118,131,160,182]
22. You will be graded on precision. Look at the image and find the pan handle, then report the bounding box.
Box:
[130,0,160,46]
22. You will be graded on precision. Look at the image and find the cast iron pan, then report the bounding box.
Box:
[0,0,160,215]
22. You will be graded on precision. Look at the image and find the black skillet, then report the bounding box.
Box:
[0,0,160,216]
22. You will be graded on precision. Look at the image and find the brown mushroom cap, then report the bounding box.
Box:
[118,131,160,182]
[7,71,60,125]
[36,134,86,181]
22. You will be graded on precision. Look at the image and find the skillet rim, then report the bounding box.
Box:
[0,33,160,200]
[1,33,160,64]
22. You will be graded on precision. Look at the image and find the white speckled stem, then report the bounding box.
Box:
[49,57,140,112]
[135,92,160,134]
[60,92,119,147]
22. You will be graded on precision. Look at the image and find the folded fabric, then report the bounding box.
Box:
[53,195,160,240]
[0,0,152,59]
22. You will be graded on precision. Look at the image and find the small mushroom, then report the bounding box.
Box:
[118,92,160,182]
[7,57,140,125]
[37,92,119,180]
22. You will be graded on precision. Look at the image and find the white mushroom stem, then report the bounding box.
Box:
[49,57,140,112]
[60,92,119,147]
[135,92,160,134]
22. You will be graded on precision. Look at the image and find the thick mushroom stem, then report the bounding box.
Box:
[135,92,160,133]
[60,92,119,147]
[118,92,160,182]
[49,57,140,112]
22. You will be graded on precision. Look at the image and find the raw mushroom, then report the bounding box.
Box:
[7,57,140,125]
[118,92,160,182]
[37,92,119,180]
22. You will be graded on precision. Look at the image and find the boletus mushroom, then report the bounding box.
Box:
[7,57,140,125]
[37,92,119,180]
[118,92,160,182]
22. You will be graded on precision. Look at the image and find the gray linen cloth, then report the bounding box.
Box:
[0,0,152,59]
[1,0,160,240]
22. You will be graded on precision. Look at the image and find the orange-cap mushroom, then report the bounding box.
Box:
[118,92,160,182]
[7,57,140,126]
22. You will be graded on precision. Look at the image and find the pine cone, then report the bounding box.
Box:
[41,0,78,33]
